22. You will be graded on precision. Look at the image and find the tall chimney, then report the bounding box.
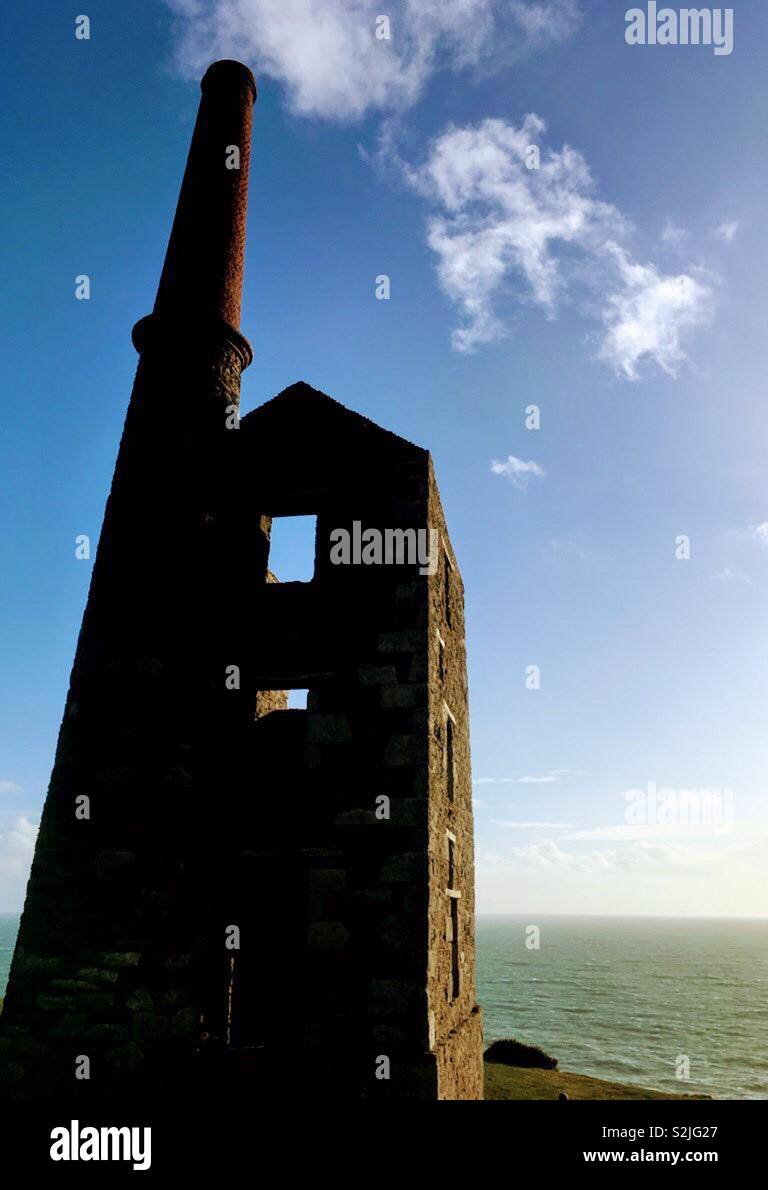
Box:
[0,62,259,1100]
[133,58,257,356]
[153,60,257,330]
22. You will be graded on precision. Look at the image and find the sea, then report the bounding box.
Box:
[1,912,766,1099]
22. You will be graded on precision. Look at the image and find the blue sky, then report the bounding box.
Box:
[1,0,767,915]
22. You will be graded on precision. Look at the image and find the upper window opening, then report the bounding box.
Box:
[268,515,317,582]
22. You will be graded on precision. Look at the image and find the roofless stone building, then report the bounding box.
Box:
[0,61,482,1101]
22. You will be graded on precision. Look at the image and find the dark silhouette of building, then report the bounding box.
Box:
[0,60,482,1101]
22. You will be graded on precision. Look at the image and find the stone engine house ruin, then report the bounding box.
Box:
[0,60,483,1101]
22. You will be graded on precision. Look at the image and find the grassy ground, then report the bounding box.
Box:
[484,1061,710,1100]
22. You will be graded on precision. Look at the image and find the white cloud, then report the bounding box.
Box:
[746,523,768,546]
[713,219,739,243]
[500,837,696,874]
[405,115,623,350]
[491,820,574,828]
[661,219,688,245]
[562,823,734,842]
[2,816,37,852]
[401,117,712,373]
[598,245,712,379]
[491,455,546,488]
[473,771,588,784]
[163,0,582,122]
[712,567,751,584]
[0,780,23,796]
[477,829,768,915]
[550,538,588,560]
[508,0,581,40]
[0,815,38,910]
[473,775,524,784]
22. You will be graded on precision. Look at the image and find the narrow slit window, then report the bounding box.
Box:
[450,899,460,999]
[268,515,317,582]
[446,717,455,802]
[444,553,452,628]
[447,837,460,1000]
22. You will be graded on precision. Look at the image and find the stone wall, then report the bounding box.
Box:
[0,324,257,1100]
[0,381,483,1102]
[0,57,485,1100]
[426,463,484,1099]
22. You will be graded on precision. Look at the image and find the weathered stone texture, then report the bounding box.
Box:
[0,61,482,1103]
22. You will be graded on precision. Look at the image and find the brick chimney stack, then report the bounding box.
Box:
[133,59,256,357]
[153,60,257,330]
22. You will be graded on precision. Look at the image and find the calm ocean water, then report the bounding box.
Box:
[1,912,766,1098]
[478,915,768,1100]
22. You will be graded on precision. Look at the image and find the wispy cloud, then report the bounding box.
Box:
[0,780,23,796]
[399,116,712,373]
[492,837,697,874]
[473,770,590,784]
[712,567,751,584]
[477,830,768,915]
[163,0,582,122]
[598,245,712,379]
[0,814,38,910]
[745,523,768,547]
[562,823,734,842]
[491,819,575,829]
[713,219,739,243]
[550,538,588,560]
[491,455,546,488]
[661,220,688,245]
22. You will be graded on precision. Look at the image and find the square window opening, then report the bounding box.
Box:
[268,515,317,583]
